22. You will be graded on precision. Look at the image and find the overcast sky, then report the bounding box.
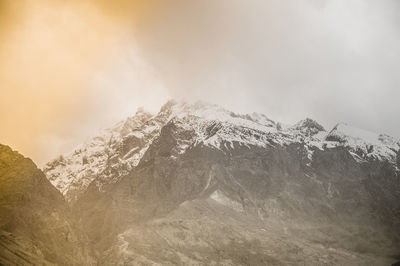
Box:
[0,0,399,165]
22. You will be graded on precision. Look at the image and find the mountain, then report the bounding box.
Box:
[290,118,325,136]
[44,101,281,203]
[326,123,399,163]
[41,100,400,265]
[0,145,93,265]
[44,108,160,203]
[43,101,312,203]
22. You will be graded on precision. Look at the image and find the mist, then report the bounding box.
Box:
[130,0,400,133]
[0,0,399,165]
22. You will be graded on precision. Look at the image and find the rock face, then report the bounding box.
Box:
[44,108,160,203]
[3,100,400,265]
[42,101,400,265]
[0,145,93,265]
[290,118,325,136]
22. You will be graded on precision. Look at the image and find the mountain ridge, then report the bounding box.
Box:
[44,100,400,203]
[1,100,400,264]
[0,144,93,265]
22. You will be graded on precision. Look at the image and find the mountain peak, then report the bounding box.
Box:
[291,118,325,136]
[327,123,392,146]
[135,106,153,117]
[325,123,399,162]
[158,100,278,130]
[44,100,400,202]
[159,99,179,113]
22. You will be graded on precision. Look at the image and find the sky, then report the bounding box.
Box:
[0,0,399,166]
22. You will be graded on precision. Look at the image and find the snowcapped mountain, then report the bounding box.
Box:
[4,100,400,265]
[63,100,397,265]
[325,123,400,164]
[290,117,326,136]
[44,100,399,203]
[44,108,163,202]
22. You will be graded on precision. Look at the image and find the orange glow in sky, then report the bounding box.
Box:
[0,0,164,165]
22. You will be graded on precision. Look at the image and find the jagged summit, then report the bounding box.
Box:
[291,118,325,136]
[26,100,400,265]
[44,100,400,202]
[44,100,284,201]
[159,100,275,126]
[325,123,400,162]
[327,123,394,145]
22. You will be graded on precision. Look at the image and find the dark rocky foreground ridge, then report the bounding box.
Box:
[1,101,400,265]
[0,145,93,265]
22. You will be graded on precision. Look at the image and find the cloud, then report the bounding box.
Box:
[129,0,400,135]
[1,0,399,164]
[0,0,168,164]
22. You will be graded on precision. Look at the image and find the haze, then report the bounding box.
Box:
[0,0,399,165]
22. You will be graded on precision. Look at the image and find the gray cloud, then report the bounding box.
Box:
[130,0,400,136]
[2,0,399,165]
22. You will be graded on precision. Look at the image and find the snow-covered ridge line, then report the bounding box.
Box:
[324,123,399,163]
[44,100,399,202]
[44,108,161,201]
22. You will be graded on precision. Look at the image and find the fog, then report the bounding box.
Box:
[0,0,399,165]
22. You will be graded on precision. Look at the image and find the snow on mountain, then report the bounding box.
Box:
[163,101,281,152]
[161,100,277,132]
[44,108,163,202]
[290,118,325,136]
[44,100,400,202]
[44,100,292,201]
[325,123,400,163]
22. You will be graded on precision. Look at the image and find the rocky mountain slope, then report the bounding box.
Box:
[42,100,400,265]
[45,101,400,203]
[0,145,93,265]
[2,100,399,265]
